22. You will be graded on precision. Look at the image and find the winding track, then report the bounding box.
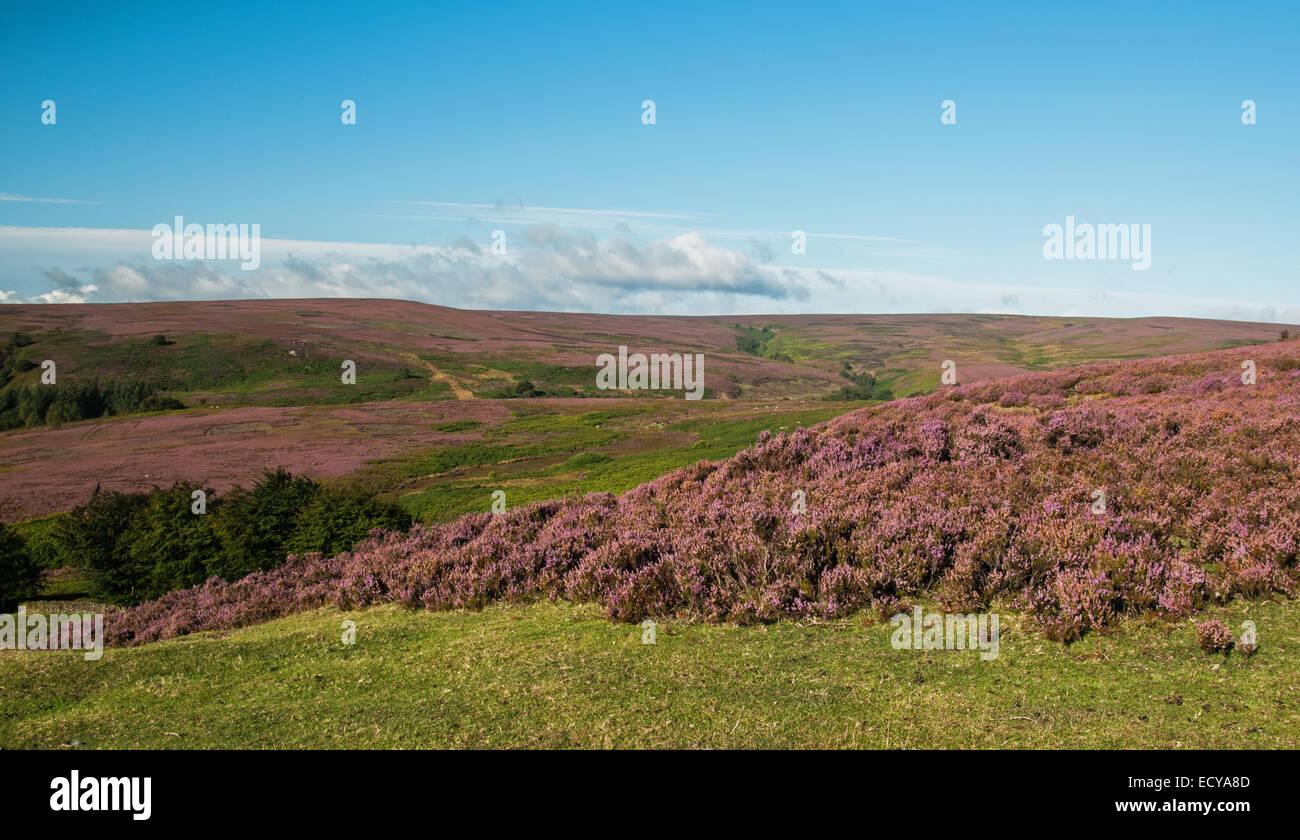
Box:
[398,352,474,400]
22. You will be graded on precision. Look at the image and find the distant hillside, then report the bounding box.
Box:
[108,336,1300,646]
[0,301,1293,523]
[0,299,1291,402]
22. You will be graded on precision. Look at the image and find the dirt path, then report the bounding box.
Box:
[400,353,474,400]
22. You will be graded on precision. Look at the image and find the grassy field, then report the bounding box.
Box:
[380,402,865,522]
[2,597,1294,749]
[6,329,449,407]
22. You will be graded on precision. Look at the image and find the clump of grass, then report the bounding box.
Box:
[432,419,482,433]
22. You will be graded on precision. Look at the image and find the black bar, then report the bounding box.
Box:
[8,750,1281,827]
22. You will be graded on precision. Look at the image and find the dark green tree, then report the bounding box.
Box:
[0,523,41,611]
[286,486,411,558]
[54,490,150,604]
[132,482,222,595]
[211,468,320,580]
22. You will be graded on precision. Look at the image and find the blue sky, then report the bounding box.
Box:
[1,0,1297,320]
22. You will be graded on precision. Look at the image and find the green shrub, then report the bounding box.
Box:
[132,482,222,594]
[0,379,184,430]
[0,523,41,610]
[48,470,409,605]
[54,490,151,604]
[285,487,411,558]
[10,514,73,569]
[209,468,320,581]
[825,368,894,401]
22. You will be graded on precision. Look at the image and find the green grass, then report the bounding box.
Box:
[403,419,628,476]
[2,597,1294,749]
[419,353,596,398]
[876,366,939,397]
[1215,338,1272,350]
[431,419,483,433]
[391,405,865,522]
[1,329,449,407]
[33,567,95,601]
[563,452,614,468]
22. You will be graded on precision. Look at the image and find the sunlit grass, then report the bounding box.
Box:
[2,597,1293,749]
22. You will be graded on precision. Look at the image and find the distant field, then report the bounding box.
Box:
[0,395,864,521]
[0,300,1288,403]
[0,300,1290,522]
[1,598,1293,749]
[374,402,860,522]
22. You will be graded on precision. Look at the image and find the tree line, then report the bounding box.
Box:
[0,469,410,608]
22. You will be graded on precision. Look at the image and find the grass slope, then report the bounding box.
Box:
[2,598,1294,749]
[384,404,861,522]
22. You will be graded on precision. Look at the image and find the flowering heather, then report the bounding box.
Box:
[108,341,1300,646]
[1195,620,1234,655]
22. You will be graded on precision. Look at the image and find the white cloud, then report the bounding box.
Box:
[0,223,806,311]
[1,223,1297,324]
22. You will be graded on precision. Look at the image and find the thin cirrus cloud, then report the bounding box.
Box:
[0,192,103,205]
[388,200,701,220]
[378,200,918,244]
[368,200,704,232]
[370,201,929,258]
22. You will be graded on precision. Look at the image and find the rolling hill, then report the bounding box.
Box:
[105,333,1300,646]
[0,300,1290,522]
[4,303,1297,750]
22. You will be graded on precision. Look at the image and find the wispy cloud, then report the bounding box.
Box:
[369,206,929,257]
[389,200,699,220]
[0,192,103,205]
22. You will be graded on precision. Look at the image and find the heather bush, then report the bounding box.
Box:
[106,341,1300,646]
[997,390,1027,408]
[1027,393,1066,412]
[1042,409,1107,453]
[1195,619,1234,654]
